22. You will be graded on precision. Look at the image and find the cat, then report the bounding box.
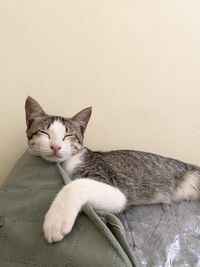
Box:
[25,96,200,243]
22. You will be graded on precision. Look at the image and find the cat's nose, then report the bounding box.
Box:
[50,144,61,154]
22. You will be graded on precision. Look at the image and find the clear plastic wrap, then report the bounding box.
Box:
[118,202,200,267]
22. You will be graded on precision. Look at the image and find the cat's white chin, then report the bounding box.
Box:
[28,148,69,163]
[43,154,69,163]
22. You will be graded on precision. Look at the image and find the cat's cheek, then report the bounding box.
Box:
[28,147,39,156]
[28,136,50,157]
[61,140,73,158]
[28,139,40,156]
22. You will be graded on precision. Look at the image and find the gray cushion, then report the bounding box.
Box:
[0,151,135,267]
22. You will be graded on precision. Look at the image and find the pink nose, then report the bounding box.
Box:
[50,144,61,154]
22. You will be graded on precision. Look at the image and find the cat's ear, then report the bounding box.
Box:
[72,107,92,134]
[25,96,45,128]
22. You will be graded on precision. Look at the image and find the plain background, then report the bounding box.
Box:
[1,1,200,184]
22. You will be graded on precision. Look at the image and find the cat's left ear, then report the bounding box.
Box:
[25,96,46,128]
[72,107,92,134]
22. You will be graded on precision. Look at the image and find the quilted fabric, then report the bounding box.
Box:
[0,151,135,267]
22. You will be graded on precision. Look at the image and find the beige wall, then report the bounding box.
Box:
[1,0,200,184]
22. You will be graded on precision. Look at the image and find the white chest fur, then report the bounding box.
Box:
[62,150,85,175]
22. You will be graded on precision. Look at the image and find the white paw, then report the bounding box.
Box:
[43,205,74,243]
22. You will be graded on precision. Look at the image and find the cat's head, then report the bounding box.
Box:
[25,96,92,162]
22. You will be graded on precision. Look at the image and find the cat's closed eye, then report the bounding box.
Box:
[29,130,50,140]
[63,134,75,141]
[38,130,50,139]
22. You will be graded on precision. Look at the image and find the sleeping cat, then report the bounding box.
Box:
[25,96,200,243]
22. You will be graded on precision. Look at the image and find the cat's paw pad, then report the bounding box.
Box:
[43,207,73,243]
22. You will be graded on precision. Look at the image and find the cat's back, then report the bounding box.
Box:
[93,149,189,171]
[81,148,197,179]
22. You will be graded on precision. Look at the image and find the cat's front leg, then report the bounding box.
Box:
[43,178,126,243]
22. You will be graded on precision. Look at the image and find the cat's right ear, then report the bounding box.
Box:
[72,107,92,135]
[25,96,45,128]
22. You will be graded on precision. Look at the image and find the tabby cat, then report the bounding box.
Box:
[25,96,200,243]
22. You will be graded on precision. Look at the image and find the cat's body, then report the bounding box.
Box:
[63,147,200,205]
[25,97,200,243]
